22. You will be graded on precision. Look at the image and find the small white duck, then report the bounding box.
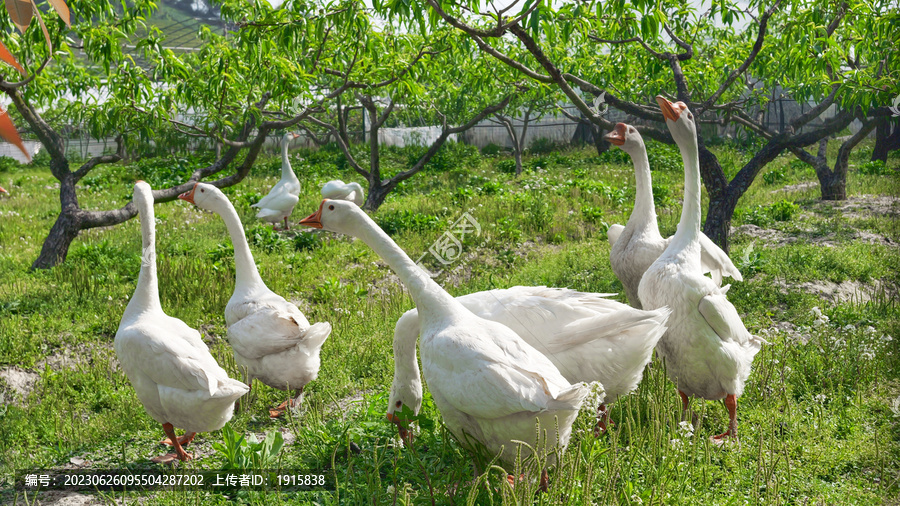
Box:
[321,180,365,206]
[638,97,766,440]
[299,200,596,487]
[605,122,742,309]
[179,182,331,417]
[115,181,249,463]
[390,286,669,435]
[252,132,301,230]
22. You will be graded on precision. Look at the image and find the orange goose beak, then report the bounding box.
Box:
[656,95,682,122]
[178,183,198,204]
[0,186,8,194]
[298,200,327,229]
[604,123,628,146]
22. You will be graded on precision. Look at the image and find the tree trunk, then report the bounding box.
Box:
[818,172,846,200]
[31,209,83,269]
[871,119,900,163]
[591,124,610,155]
[703,189,741,254]
[362,179,395,211]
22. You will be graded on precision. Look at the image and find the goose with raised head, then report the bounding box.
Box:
[252,132,301,230]
[321,180,365,206]
[605,123,742,309]
[114,181,249,463]
[389,286,669,436]
[180,182,331,418]
[299,199,597,486]
[638,97,766,441]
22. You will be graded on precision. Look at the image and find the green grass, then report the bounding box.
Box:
[0,140,898,504]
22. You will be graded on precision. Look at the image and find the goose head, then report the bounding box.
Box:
[133,180,153,207]
[178,182,226,212]
[298,199,365,235]
[283,132,300,144]
[604,123,645,156]
[386,379,421,443]
[656,96,697,146]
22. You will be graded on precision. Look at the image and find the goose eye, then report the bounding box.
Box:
[200,189,205,193]
[687,113,693,120]
[329,205,335,210]
[395,400,402,408]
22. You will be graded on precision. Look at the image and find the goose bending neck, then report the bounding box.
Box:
[670,132,702,251]
[351,212,464,319]
[215,198,267,292]
[627,145,658,229]
[124,192,162,318]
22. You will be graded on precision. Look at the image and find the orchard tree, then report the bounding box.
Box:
[304,31,514,210]
[375,0,899,251]
[1,0,387,268]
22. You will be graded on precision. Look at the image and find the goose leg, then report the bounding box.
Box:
[151,423,192,463]
[159,432,196,447]
[593,403,612,436]
[269,386,302,418]
[283,216,290,230]
[712,394,738,440]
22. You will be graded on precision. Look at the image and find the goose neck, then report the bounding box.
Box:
[281,141,295,180]
[214,198,267,292]
[351,212,463,320]
[124,194,162,318]
[627,145,658,229]
[670,132,702,249]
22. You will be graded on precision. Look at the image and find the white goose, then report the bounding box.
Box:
[321,180,365,206]
[605,123,741,309]
[179,183,331,417]
[299,200,596,483]
[390,286,669,435]
[252,132,301,230]
[638,97,766,440]
[115,181,249,463]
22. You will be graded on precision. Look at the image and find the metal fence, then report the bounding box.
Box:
[0,96,868,164]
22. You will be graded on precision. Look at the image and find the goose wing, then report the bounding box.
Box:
[229,308,331,359]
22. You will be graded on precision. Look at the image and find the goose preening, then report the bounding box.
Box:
[605,123,742,309]
[179,182,331,418]
[299,199,597,486]
[115,181,249,463]
[638,97,766,441]
[321,180,365,206]
[252,132,301,230]
[390,286,669,436]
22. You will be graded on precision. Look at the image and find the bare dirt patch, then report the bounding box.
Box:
[18,490,106,506]
[731,224,793,246]
[0,367,40,401]
[773,279,893,304]
[814,195,900,219]
[775,182,818,194]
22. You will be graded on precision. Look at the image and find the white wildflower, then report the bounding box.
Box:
[883,335,893,343]
[630,494,644,504]
[677,420,694,438]
[891,396,900,418]
[814,394,827,404]
[866,326,877,334]
[386,485,395,495]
